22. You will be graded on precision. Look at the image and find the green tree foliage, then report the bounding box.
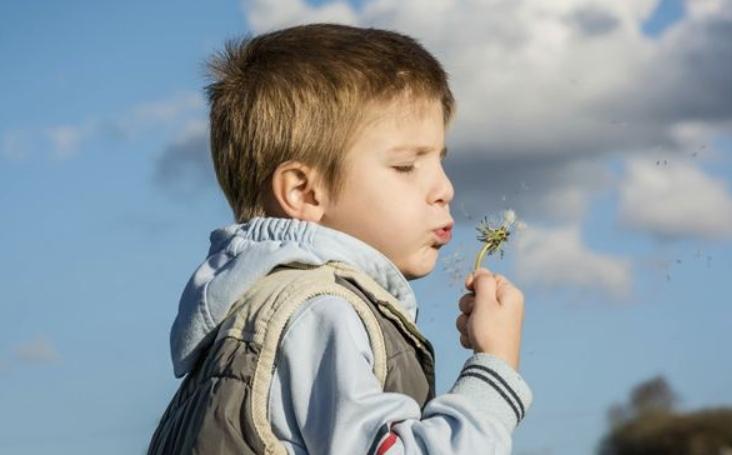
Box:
[598,375,732,455]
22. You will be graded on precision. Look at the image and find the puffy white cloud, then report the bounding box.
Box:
[513,222,633,299]
[618,158,732,240]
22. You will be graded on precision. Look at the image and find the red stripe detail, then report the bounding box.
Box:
[376,432,398,455]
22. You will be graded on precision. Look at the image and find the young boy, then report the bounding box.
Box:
[148,23,532,454]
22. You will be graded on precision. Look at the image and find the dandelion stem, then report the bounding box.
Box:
[473,241,494,272]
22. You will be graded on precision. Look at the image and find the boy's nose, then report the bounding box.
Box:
[432,165,455,206]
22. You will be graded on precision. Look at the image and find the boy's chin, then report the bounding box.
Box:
[402,263,436,281]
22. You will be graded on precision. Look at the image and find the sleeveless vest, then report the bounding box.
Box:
[147,260,435,455]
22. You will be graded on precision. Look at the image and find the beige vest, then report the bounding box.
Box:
[147,260,435,455]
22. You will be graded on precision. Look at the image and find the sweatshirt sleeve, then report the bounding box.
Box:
[267,294,533,455]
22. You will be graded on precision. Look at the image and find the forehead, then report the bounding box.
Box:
[353,96,446,152]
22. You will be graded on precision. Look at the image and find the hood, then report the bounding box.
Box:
[170,216,418,378]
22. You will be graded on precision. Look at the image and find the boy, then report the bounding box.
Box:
[148,23,532,454]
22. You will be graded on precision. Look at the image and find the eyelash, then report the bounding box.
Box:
[394,165,416,174]
[393,155,446,174]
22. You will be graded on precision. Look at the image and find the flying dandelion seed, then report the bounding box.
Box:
[459,201,473,221]
[641,255,686,283]
[440,245,470,288]
[648,257,674,282]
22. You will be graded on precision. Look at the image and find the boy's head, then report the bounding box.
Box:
[206,23,456,279]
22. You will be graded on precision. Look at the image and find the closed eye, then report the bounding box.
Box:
[394,165,415,174]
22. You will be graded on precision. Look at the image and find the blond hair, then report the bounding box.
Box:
[205,23,456,223]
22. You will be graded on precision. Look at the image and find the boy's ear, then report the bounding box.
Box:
[264,160,328,221]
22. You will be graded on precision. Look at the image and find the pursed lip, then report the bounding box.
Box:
[432,221,454,245]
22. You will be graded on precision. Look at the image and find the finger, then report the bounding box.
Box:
[458,294,474,314]
[464,272,473,290]
[493,275,507,305]
[456,313,468,334]
[494,273,512,288]
[466,268,493,291]
[494,274,523,305]
[460,333,472,349]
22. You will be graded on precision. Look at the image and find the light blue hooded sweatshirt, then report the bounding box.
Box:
[170,216,533,454]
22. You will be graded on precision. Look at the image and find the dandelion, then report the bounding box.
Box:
[473,208,520,272]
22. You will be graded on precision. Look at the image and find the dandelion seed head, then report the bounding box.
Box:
[472,209,522,270]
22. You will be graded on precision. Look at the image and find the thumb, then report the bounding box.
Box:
[466,267,492,290]
[472,269,498,301]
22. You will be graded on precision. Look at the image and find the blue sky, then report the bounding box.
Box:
[2,1,731,454]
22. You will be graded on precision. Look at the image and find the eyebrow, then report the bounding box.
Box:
[388,145,449,159]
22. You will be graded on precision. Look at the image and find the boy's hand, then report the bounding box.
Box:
[455,268,525,371]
